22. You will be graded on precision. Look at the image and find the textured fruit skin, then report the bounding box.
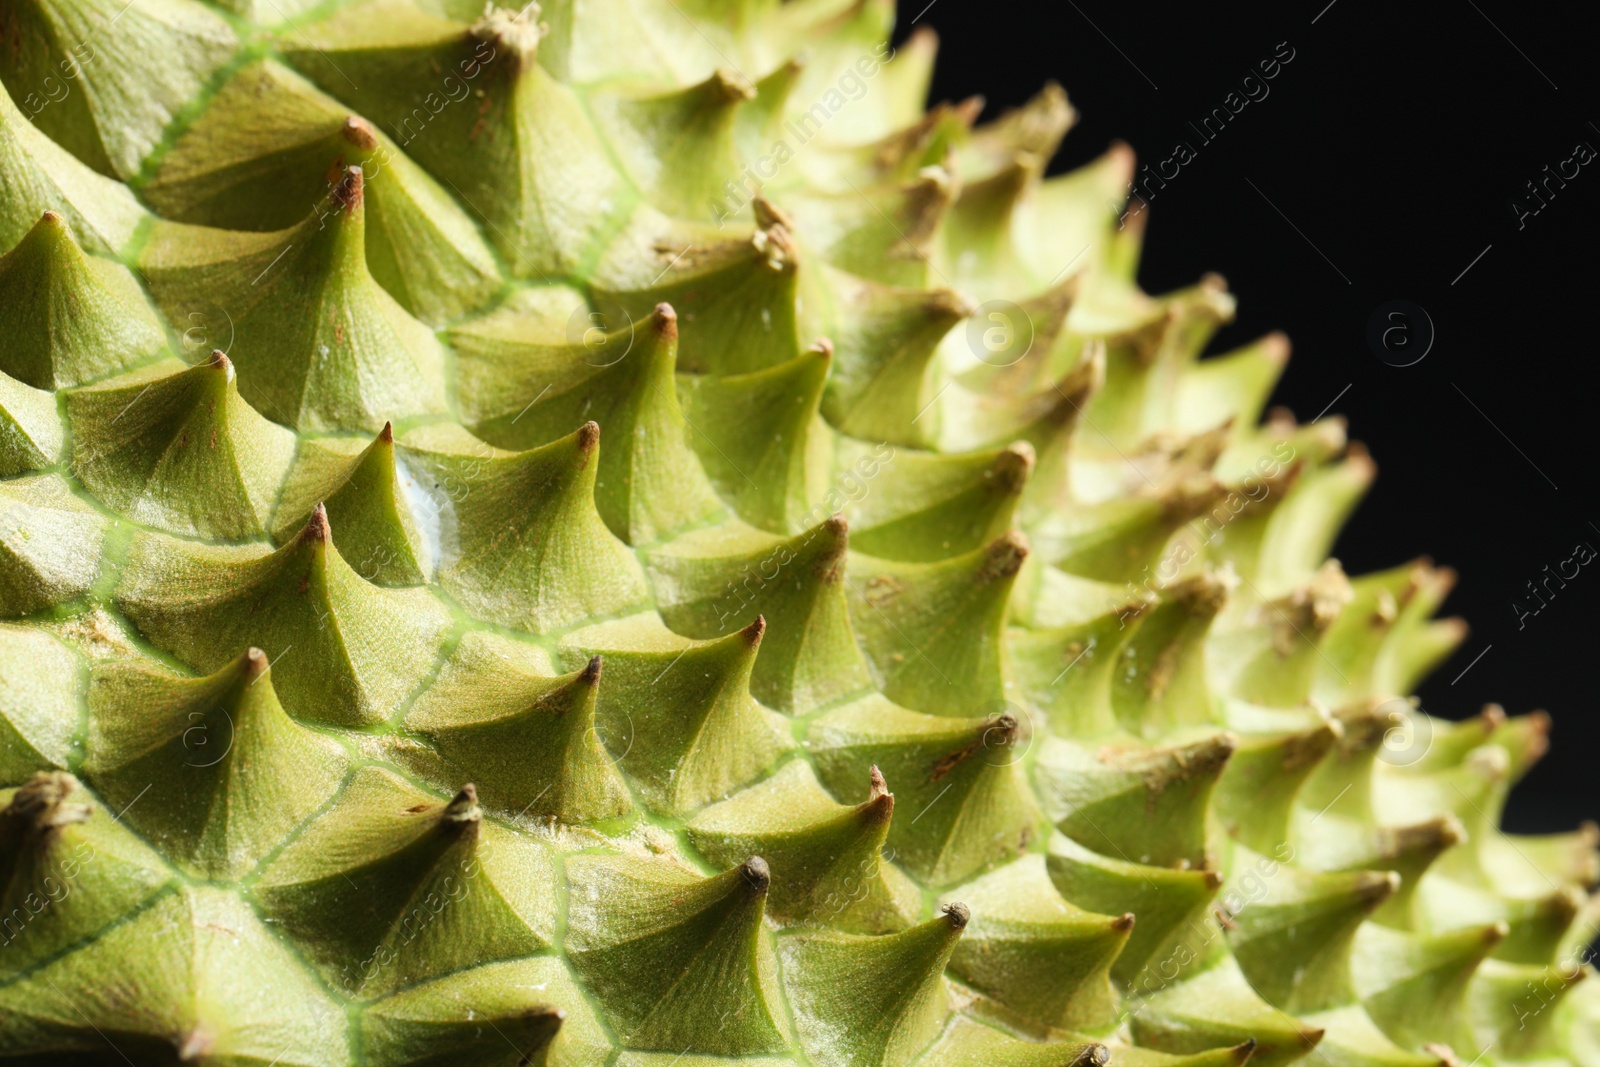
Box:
[0,1,1594,1066]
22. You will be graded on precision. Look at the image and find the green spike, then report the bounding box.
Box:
[951,273,1083,401]
[141,167,449,431]
[272,422,432,586]
[559,613,792,816]
[802,94,976,193]
[1016,140,1130,282]
[590,67,756,219]
[1036,732,1235,870]
[141,60,501,323]
[644,515,872,712]
[687,760,917,931]
[1128,959,1327,1067]
[783,168,954,286]
[816,268,972,447]
[0,79,144,255]
[1293,1005,1447,1067]
[404,640,632,823]
[0,210,167,389]
[256,769,558,997]
[1009,602,1152,738]
[1312,559,1436,704]
[283,1,627,277]
[845,531,1028,716]
[362,957,613,1067]
[1469,957,1588,1058]
[1352,921,1505,1053]
[536,0,738,85]
[840,438,1031,561]
[0,0,235,179]
[920,1016,1110,1067]
[453,300,724,544]
[810,697,1039,884]
[592,199,803,376]
[0,625,78,779]
[1211,562,1353,708]
[1225,853,1399,1013]
[115,504,453,726]
[1107,1040,1258,1067]
[941,151,1040,291]
[0,473,110,617]
[678,340,833,532]
[566,854,790,1054]
[1255,446,1377,598]
[957,83,1074,183]
[399,420,651,632]
[1416,875,1584,966]
[779,902,967,1067]
[83,648,351,878]
[1046,830,1222,985]
[1212,714,1340,855]
[1111,572,1230,738]
[1175,333,1291,435]
[1300,816,1466,930]
[65,353,297,540]
[0,368,62,476]
[943,854,1133,1033]
[0,771,173,978]
[1034,476,1224,583]
[733,54,806,165]
[0,886,348,1063]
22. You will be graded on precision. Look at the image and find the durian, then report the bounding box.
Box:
[0,2,1592,1066]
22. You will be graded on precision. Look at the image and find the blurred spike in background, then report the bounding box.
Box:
[898,0,1600,832]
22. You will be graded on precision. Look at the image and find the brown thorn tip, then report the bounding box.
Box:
[943,901,970,929]
[581,656,603,684]
[334,166,364,210]
[809,337,834,360]
[378,421,394,443]
[823,514,849,538]
[868,765,888,799]
[1083,1045,1110,1067]
[41,209,62,222]
[303,503,331,543]
[741,856,770,890]
[445,784,481,823]
[742,615,766,646]
[987,531,1029,578]
[577,421,600,451]
[1425,1044,1464,1067]
[177,1028,214,1062]
[206,349,231,370]
[1112,912,1136,932]
[341,115,379,150]
[1232,1039,1259,1065]
[712,67,756,101]
[243,647,269,678]
[653,302,678,336]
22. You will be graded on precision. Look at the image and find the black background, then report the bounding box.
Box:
[894,0,1599,831]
